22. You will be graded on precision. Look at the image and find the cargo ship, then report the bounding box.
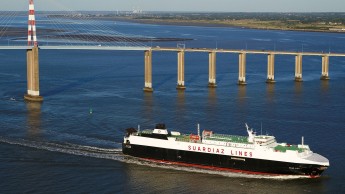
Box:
[122,123,329,177]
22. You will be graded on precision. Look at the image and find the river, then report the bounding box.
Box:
[0,15,345,193]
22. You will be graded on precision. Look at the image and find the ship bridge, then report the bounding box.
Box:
[253,135,277,147]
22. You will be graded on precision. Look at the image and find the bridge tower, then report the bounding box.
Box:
[25,0,42,101]
[28,0,38,47]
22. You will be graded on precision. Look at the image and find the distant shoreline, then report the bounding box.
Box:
[43,13,345,33]
[45,12,345,34]
[111,17,345,34]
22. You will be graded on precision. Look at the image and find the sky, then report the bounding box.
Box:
[2,0,345,12]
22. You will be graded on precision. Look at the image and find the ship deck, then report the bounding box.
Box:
[206,133,250,144]
[274,145,304,153]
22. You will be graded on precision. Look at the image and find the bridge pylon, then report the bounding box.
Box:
[28,0,38,47]
[24,0,42,101]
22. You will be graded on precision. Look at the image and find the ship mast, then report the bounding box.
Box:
[302,136,304,146]
[245,123,255,143]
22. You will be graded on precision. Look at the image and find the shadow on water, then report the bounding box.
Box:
[294,82,304,104]
[208,87,217,107]
[176,90,185,110]
[294,81,303,94]
[266,83,275,104]
[204,88,217,125]
[234,85,249,124]
[320,80,329,93]
[143,92,154,123]
[26,101,42,139]
[319,80,330,106]
[174,90,187,126]
[238,85,247,106]
[176,90,185,114]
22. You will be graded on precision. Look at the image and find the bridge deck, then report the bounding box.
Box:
[151,47,345,57]
[0,46,345,57]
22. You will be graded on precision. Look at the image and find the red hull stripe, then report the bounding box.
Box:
[141,157,316,178]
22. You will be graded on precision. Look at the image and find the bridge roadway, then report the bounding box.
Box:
[1,45,345,57]
[0,46,150,51]
[151,47,345,57]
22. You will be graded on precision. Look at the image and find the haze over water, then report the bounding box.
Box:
[1,16,345,193]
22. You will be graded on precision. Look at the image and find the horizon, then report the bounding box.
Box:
[1,0,344,12]
[4,10,345,13]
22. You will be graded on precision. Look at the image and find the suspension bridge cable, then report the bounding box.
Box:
[38,0,148,47]
[0,1,150,47]
[0,11,23,44]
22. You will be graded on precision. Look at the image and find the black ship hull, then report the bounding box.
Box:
[122,143,326,177]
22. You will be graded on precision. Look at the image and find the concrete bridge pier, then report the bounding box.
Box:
[176,50,186,90]
[143,50,153,92]
[321,55,330,80]
[208,51,217,88]
[238,52,247,85]
[295,54,303,82]
[266,53,276,83]
[24,46,43,102]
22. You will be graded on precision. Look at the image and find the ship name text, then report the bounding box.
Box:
[188,145,253,157]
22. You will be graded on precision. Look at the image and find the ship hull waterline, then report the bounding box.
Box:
[122,143,327,178]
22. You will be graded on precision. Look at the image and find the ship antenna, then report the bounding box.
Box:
[197,123,200,137]
[260,122,263,136]
[138,125,140,133]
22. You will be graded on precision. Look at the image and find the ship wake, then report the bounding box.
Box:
[0,136,124,161]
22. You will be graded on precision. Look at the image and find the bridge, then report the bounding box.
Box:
[1,0,345,101]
